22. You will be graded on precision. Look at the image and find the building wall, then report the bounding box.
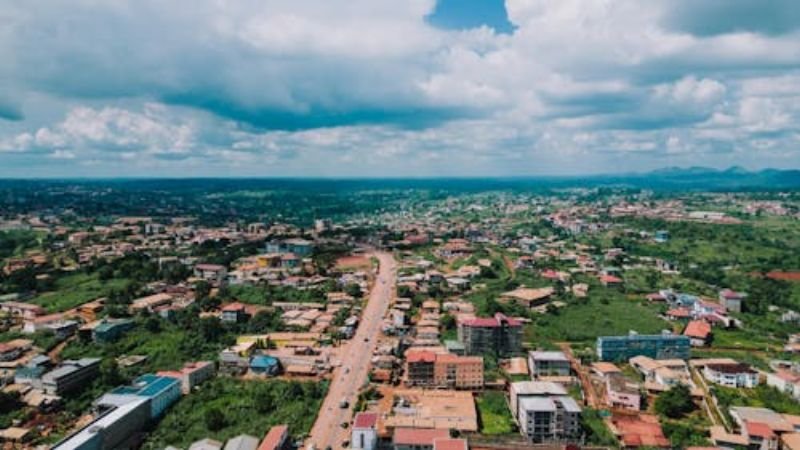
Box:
[352,428,377,450]
[596,335,690,361]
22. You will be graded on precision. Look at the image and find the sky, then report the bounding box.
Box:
[1,0,800,178]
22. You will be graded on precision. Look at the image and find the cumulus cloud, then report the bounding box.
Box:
[1,0,800,176]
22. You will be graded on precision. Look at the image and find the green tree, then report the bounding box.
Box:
[654,384,695,418]
[204,407,226,431]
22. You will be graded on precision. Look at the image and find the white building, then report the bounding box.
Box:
[703,363,759,388]
[352,412,378,450]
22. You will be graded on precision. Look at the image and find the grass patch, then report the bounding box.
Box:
[476,391,516,435]
[31,272,131,312]
[142,378,327,449]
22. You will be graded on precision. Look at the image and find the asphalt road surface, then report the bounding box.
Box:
[306,251,396,450]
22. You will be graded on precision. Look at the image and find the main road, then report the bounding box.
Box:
[307,251,396,450]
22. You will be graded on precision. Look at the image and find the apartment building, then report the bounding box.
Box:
[406,350,483,389]
[510,381,582,444]
[458,313,522,356]
[528,351,571,378]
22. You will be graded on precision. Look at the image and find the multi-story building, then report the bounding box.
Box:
[259,424,289,450]
[458,313,522,356]
[510,381,581,444]
[406,350,483,389]
[41,358,101,395]
[109,373,182,419]
[703,363,759,388]
[528,351,571,378]
[596,333,690,362]
[393,428,450,450]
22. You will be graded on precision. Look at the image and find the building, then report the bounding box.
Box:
[703,363,759,388]
[221,302,249,323]
[528,351,571,378]
[606,373,641,411]
[0,301,44,320]
[458,313,522,356]
[683,320,713,347]
[0,339,32,362]
[393,428,449,450]
[190,438,224,450]
[510,381,581,444]
[383,389,478,432]
[51,396,150,450]
[405,350,483,389]
[352,412,378,450]
[719,289,746,313]
[259,425,288,450]
[610,414,670,449]
[500,287,555,308]
[225,434,260,450]
[93,319,135,343]
[194,263,228,284]
[41,358,101,395]
[156,361,215,394]
[109,373,182,419]
[250,355,280,376]
[596,333,691,362]
[265,239,314,257]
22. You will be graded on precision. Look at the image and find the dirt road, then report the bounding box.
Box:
[307,251,396,450]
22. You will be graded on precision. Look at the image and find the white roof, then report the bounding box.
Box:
[529,351,569,362]
[511,381,567,396]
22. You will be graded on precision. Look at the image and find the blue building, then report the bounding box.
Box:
[111,374,181,419]
[654,230,670,243]
[250,355,280,376]
[265,238,314,257]
[596,333,690,362]
[93,319,135,343]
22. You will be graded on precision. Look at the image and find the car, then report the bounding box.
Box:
[345,367,350,374]
[339,398,349,408]
[340,421,349,429]
[342,440,350,448]
[364,337,369,342]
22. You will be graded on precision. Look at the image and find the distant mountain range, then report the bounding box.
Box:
[613,166,800,190]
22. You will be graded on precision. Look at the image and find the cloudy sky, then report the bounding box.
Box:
[1,0,799,177]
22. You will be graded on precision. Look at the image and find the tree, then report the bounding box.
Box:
[100,359,124,387]
[654,384,695,418]
[204,407,226,431]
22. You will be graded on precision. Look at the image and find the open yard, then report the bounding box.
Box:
[31,272,131,312]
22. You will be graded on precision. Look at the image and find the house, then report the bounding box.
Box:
[606,373,641,411]
[259,425,288,450]
[190,439,225,450]
[224,434,260,450]
[156,361,215,394]
[597,332,690,361]
[703,363,759,388]
[250,355,281,376]
[510,381,581,444]
[458,313,522,356]
[684,320,713,347]
[0,339,32,362]
[130,293,173,313]
[194,263,228,284]
[0,301,45,321]
[719,289,746,313]
[528,351,571,379]
[221,302,250,323]
[352,412,378,450]
[599,274,623,287]
[383,389,478,432]
[500,287,554,308]
[393,428,450,450]
[609,414,670,449]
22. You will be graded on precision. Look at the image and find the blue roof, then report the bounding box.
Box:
[112,374,179,398]
[250,355,279,368]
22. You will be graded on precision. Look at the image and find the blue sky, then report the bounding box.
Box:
[1,0,799,177]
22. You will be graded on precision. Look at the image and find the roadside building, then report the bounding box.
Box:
[596,333,690,361]
[156,361,215,394]
[352,412,378,450]
[458,313,522,356]
[258,424,288,450]
[405,350,483,389]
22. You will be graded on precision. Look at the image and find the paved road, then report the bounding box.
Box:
[307,251,396,450]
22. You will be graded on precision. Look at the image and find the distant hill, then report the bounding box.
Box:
[617,166,800,190]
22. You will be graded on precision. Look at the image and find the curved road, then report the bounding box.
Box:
[307,251,396,450]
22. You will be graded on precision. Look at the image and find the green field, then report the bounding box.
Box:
[476,391,516,435]
[142,378,327,449]
[525,288,669,346]
[31,272,131,312]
